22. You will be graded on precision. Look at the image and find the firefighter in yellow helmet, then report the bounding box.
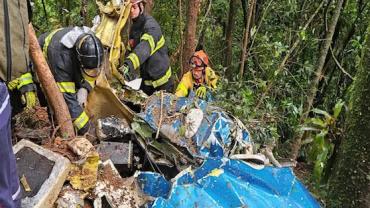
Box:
[176,50,218,99]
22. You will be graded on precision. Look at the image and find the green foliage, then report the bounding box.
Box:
[32,0,98,34]
[302,100,344,187]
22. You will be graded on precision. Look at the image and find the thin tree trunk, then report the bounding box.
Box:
[178,0,184,79]
[224,0,237,70]
[239,0,256,78]
[41,0,48,23]
[290,0,344,160]
[181,0,201,76]
[80,0,88,26]
[66,0,71,26]
[196,0,213,51]
[327,23,370,207]
[254,1,325,111]
[317,0,367,107]
[145,0,154,15]
[28,24,75,139]
[241,0,248,25]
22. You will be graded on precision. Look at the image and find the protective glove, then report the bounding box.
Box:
[195,85,207,99]
[77,88,88,107]
[118,64,136,81]
[21,91,37,108]
[7,78,19,90]
[8,72,37,108]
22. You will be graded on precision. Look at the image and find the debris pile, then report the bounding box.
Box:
[12,89,320,207]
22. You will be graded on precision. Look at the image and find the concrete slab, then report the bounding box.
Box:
[13,139,70,208]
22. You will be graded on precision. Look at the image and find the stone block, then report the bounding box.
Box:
[13,139,70,208]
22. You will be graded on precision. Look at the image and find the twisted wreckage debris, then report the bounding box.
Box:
[13,90,320,207]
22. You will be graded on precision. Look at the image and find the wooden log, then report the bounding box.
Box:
[28,24,75,139]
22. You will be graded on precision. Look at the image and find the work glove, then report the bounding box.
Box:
[77,88,88,107]
[7,72,37,108]
[7,78,19,90]
[118,64,136,82]
[195,85,207,99]
[21,91,37,108]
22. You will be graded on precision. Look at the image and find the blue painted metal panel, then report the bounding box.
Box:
[138,94,251,159]
[137,158,320,208]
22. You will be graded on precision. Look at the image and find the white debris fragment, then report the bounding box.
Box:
[185,108,204,139]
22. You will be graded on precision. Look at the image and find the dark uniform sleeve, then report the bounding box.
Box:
[124,18,163,72]
[63,92,90,135]
[38,32,49,49]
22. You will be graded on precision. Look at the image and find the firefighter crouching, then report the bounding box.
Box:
[38,26,104,135]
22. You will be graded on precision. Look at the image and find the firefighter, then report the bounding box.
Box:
[119,0,174,95]
[176,50,218,99]
[0,0,33,207]
[38,27,104,135]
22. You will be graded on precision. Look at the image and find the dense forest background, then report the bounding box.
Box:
[31,0,369,207]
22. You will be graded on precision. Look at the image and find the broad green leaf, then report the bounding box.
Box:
[310,118,327,128]
[312,108,333,120]
[333,100,345,119]
[317,129,329,140]
[300,126,321,132]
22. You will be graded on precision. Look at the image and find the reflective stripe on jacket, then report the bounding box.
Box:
[124,14,173,94]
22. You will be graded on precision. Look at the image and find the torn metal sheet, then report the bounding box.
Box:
[137,158,320,208]
[131,119,196,169]
[137,93,252,159]
[97,141,133,167]
[96,116,132,140]
[136,172,170,198]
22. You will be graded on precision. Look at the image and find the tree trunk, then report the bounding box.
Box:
[196,0,212,50]
[254,1,325,111]
[28,24,75,139]
[145,0,154,15]
[66,0,71,26]
[290,0,344,160]
[317,0,366,107]
[224,0,237,70]
[181,0,201,77]
[327,23,370,208]
[80,0,88,26]
[239,0,256,79]
[241,0,248,25]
